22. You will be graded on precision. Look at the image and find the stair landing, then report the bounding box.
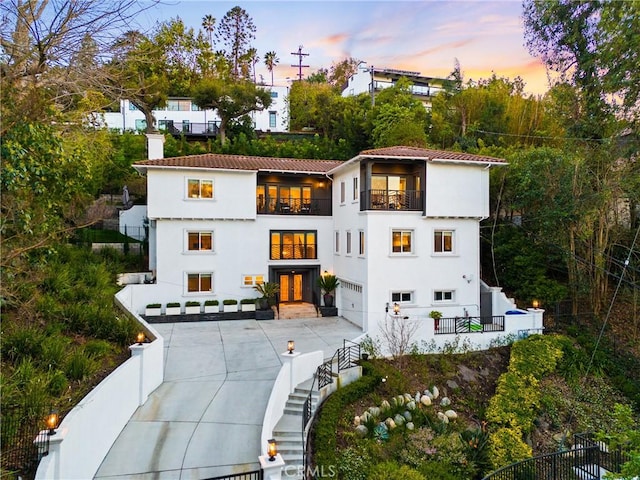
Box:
[277,303,319,319]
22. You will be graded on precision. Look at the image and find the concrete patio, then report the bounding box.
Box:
[94,316,361,479]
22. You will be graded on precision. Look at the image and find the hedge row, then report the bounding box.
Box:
[485,334,565,470]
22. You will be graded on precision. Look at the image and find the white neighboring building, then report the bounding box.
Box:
[342,61,451,109]
[131,141,544,351]
[101,85,289,134]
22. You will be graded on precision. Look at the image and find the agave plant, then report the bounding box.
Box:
[253,282,280,308]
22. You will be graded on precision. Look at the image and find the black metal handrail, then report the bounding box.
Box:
[301,341,361,476]
[204,470,263,480]
[360,189,423,211]
[434,315,505,335]
[256,197,331,216]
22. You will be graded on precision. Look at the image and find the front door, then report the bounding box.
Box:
[279,273,303,302]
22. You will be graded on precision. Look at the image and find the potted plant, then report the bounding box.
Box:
[317,273,339,307]
[240,298,256,312]
[429,310,443,332]
[145,303,162,316]
[166,302,181,315]
[253,282,280,310]
[185,301,201,314]
[223,299,238,312]
[204,299,219,313]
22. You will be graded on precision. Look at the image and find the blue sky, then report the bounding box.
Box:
[139,0,548,95]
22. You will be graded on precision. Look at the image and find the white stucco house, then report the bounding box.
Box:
[342,61,451,109]
[127,137,543,351]
[100,85,289,134]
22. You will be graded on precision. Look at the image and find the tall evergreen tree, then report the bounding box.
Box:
[215,6,256,79]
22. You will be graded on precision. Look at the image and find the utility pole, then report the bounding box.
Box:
[290,45,309,81]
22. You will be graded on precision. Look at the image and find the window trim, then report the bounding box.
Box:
[185,230,214,253]
[390,229,414,255]
[340,181,346,204]
[352,176,359,201]
[346,230,352,255]
[433,229,455,255]
[335,230,340,254]
[359,230,365,257]
[391,291,414,304]
[186,178,214,200]
[433,290,455,303]
[269,230,318,260]
[242,274,265,287]
[185,272,213,294]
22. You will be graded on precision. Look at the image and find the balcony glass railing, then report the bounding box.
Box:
[361,189,423,211]
[256,197,331,216]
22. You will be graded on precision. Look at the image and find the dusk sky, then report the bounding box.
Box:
[140,0,549,95]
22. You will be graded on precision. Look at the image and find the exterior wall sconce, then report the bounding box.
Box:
[46,410,59,435]
[267,438,278,461]
[385,302,389,313]
[393,303,400,316]
[532,299,540,309]
[287,340,295,354]
[136,332,146,345]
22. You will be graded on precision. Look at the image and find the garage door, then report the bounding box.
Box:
[339,279,363,328]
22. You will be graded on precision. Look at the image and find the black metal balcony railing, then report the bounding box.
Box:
[361,189,423,211]
[434,316,505,335]
[160,121,220,137]
[257,197,331,216]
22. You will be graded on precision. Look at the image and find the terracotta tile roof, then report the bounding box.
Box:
[134,153,343,173]
[358,146,506,163]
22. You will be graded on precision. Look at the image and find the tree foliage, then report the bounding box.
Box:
[215,6,256,79]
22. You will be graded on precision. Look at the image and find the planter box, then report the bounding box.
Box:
[145,307,162,317]
[223,304,238,313]
[241,303,256,312]
[256,309,275,320]
[204,305,219,313]
[165,306,181,315]
[185,306,201,314]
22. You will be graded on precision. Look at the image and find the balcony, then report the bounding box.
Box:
[361,189,423,211]
[257,197,332,216]
[160,121,219,138]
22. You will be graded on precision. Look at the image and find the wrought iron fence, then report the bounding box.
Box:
[434,315,505,335]
[361,189,423,211]
[482,433,631,480]
[1,408,50,480]
[204,470,263,480]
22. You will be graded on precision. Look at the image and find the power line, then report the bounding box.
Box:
[290,45,309,81]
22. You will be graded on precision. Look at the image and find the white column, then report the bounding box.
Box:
[129,343,149,405]
[281,351,301,394]
[259,453,285,480]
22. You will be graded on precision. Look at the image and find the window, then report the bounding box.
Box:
[434,290,454,302]
[434,230,454,253]
[135,119,147,130]
[128,102,139,111]
[391,291,413,303]
[392,230,413,254]
[270,91,278,98]
[182,120,190,133]
[270,231,317,259]
[340,181,346,204]
[359,231,365,256]
[243,274,264,287]
[335,231,340,254]
[187,179,213,199]
[346,231,352,255]
[256,184,311,214]
[353,177,359,200]
[269,111,277,128]
[167,99,191,111]
[187,273,212,293]
[187,232,213,251]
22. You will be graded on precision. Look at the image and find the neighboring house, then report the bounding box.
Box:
[129,138,543,351]
[101,85,289,134]
[341,61,451,109]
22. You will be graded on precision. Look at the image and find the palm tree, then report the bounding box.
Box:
[246,47,259,83]
[264,51,279,86]
[201,14,215,51]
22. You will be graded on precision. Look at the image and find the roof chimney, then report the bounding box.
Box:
[145,133,165,160]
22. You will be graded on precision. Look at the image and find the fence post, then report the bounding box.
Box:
[259,453,284,480]
[33,428,65,479]
[281,350,301,394]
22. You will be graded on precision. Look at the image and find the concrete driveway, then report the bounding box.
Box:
[94,317,361,479]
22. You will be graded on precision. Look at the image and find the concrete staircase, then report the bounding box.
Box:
[272,378,319,479]
[277,303,318,319]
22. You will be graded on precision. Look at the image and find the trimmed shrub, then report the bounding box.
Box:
[185,301,201,307]
[487,427,532,471]
[204,300,219,306]
[368,461,424,480]
[223,299,238,305]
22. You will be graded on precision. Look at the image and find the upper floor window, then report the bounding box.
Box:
[391,291,413,303]
[167,99,192,111]
[187,179,213,199]
[340,181,346,204]
[187,273,212,293]
[359,231,365,256]
[346,231,352,255]
[391,230,413,254]
[335,231,340,254]
[352,177,359,201]
[270,91,278,98]
[187,231,213,251]
[269,111,277,128]
[434,230,454,253]
[270,231,317,260]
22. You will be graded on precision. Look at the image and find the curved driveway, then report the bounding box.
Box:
[94,317,361,479]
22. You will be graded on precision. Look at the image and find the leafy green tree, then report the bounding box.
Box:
[328,57,360,89]
[192,77,271,144]
[216,6,256,79]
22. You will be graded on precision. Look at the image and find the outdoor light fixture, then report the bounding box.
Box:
[393,303,400,315]
[385,302,389,313]
[323,270,328,276]
[136,331,146,345]
[287,340,295,354]
[267,438,278,461]
[46,410,59,435]
[532,299,540,309]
